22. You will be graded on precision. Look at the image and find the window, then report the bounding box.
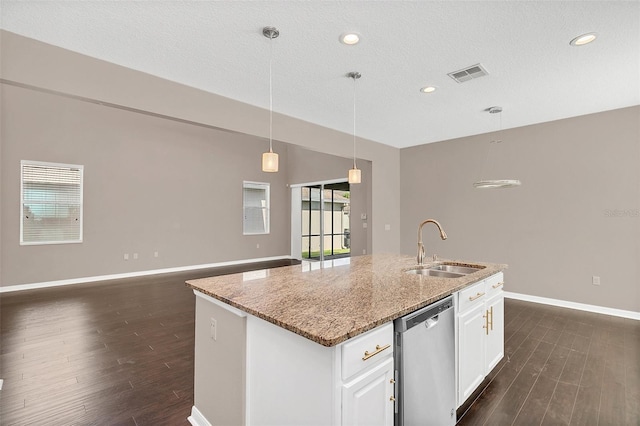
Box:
[21,160,83,245]
[243,181,270,235]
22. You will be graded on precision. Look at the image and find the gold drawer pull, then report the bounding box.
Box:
[492,282,504,289]
[468,292,485,302]
[362,344,391,361]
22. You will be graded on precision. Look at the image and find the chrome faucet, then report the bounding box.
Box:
[417,219,448,265]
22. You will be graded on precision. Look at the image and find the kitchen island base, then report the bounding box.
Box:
[189,290,394,426]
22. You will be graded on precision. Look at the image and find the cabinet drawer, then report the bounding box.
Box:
[341,323,393,380]
[486,272,504,298]
[458,280,487,313]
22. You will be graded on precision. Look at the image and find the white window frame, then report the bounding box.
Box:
[243,181,270,235]
[20,160,84,245]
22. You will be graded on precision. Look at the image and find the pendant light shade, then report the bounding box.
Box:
[262,26,279,173]
[348,168,361,184]
[473,106,521,189]
[262,151,279,173]
[347,71,362,184]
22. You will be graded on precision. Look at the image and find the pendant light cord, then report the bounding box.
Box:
[352,75,357,169]
[269,35,273,153]
[478,108,502,181]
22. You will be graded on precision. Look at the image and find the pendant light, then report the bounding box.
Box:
[347,71,362,184]
[473,106,521,189]
[261,26,279,173]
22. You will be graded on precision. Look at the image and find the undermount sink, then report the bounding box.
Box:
[405,263,485,278]
[429,264,484,275]
[405,268,464,278]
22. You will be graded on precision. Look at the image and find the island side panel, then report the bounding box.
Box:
[246,315,336,425]
[194,293,247,425]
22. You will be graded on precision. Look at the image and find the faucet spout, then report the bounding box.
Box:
[417,219,448,265]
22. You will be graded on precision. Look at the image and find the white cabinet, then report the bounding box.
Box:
[458,300,487,404]
[485,292,504,373]
[342,357,395,426]
[456,272,504,407]
[341,323,395,426]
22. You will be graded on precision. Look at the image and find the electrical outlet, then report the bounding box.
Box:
[124,253,129,261]
[133,253,138,260]
[592,276,600,286]
[154,251,159,258]
[363,223,368,228]
[385,224,391,231]
[362,249,366,255]
[210,318,217,341]
[256,243,260,249]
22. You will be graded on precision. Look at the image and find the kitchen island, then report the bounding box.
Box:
[186,254,507,426]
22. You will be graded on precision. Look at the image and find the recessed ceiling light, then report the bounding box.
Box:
[420,86,437,93]
[570,32,597,46]
[340,32,360,45]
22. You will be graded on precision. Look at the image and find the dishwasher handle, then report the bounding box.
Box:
[425,315,439,329]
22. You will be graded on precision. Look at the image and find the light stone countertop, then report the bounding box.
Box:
[186,254,507,347]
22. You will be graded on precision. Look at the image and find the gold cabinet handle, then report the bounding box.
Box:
[390,379,396,384]
[390,396,396,402]
[492,282,504,289]
[469,292,485,302]
[362,344,391,361]
[489,306,494,331]
[483,306,494,335]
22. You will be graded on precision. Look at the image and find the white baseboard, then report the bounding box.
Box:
[504,291,640,321]
[0,255,292,293]
[187,406,212,426]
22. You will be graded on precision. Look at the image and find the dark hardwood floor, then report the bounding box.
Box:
[458,298,640,426]
[1,265,638,425]
[0,260,296,426]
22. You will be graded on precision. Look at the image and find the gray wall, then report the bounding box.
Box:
[0,30,400,260]
[0,31,380,287]
[400,106,640,312]
[2,83,292,285]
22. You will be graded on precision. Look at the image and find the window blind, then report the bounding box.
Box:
[21,161,83,244]
[243,182,270,235]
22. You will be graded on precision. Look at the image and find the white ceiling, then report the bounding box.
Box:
[2,1,639,148]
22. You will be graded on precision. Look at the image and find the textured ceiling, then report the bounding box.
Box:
[1,1,639,148]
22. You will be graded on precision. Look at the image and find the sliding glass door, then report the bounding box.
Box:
[301,182,350,261]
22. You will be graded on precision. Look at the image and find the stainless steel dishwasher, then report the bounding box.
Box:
[394,295,455,426]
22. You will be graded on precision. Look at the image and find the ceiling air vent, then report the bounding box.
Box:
[447,63,489,83]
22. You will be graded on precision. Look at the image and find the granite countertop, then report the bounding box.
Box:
[186,254,507,347]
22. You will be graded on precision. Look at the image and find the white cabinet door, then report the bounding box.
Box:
[485,293,504,374]
[457,302,487,405]
[342,357,395,426]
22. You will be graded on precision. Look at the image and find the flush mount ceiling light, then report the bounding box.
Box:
[347,71,362,184]
[420,86,437,93]
[473,106,522,189]
[570,32,597,46]
[340,32,360,45]
[261,26,279,173]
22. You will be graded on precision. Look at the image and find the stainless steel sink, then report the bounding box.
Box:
[405,268,464,278]
[429,264,484,275]
[405,262,484,278]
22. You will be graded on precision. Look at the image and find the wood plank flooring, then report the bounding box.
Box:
[1,265,638,425]
[0,260,297,426]
[458,298,640,425]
